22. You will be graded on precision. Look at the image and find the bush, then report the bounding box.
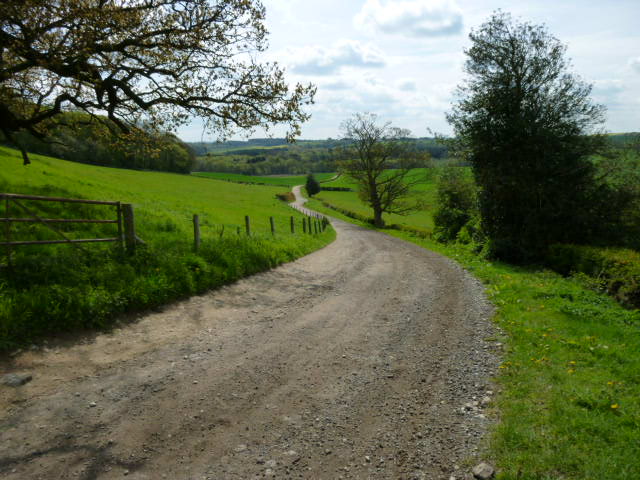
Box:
[433,166,478,242]
[547,244,640,308]
[275,192,295,202]
[305,174,321,197]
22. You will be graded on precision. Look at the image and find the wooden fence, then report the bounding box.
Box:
[0,193,139,262]
[1,192,328,257]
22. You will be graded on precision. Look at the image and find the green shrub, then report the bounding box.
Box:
[433,166,478,242]
[547,244,640,308]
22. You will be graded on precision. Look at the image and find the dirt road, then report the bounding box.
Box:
[1,190,499,480]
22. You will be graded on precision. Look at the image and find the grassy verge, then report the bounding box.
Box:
[0,147,335,351]
[306,195,640,479]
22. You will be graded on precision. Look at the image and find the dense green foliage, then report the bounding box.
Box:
[3,111,197,173]
[0,146,334,350]
[432,166,478,242]
[547,244,640,308]
[447,12,614,262]
[305,174,321,196]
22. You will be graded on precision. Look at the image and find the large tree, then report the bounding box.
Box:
[0,0,315,164]
[338,113,428,228]
[447,11,607,261]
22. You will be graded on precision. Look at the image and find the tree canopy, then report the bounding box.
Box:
[447,11,608,261]
[338,113,429,228]
[1,0,316,164]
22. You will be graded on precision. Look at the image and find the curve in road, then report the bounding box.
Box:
[1,188,499,480]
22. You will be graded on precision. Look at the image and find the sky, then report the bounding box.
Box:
[178,0,640,141]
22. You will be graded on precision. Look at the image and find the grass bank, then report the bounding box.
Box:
[306,194,640,480]
[0,147,335,351]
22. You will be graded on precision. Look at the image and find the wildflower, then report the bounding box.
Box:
[611,404,619,410]
[567,369,575,374]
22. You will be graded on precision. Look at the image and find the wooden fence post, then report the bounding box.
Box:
[245,215,251,236]
[290,216,295,234]
[193,214,200,252]
[122,203,136,254]
[270,216,275,236]
[302,218,307,234]
[4,195,11,268]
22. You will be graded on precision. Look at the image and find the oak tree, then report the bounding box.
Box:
[1,0,316,164]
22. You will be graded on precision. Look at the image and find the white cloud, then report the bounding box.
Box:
[629,57,640,73]
[286,40,386,76]
[355,0,463,38]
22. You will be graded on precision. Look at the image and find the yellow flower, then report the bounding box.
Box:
[568,361,576,365]
[611,404,619,409]
[607,381,614,386]
[567,369,575,374]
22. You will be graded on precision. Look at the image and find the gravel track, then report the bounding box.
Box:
[1,188,499,480]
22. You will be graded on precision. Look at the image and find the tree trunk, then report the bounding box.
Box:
[373,207,385,228]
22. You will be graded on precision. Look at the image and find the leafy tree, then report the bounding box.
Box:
[338,113,429,228]
[305,174,321,197]
[1,0,316,164]
[447,11,607,261]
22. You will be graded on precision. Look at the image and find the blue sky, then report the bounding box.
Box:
[178,0,640,141]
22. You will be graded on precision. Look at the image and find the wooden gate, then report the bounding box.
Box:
[0,193,136,262]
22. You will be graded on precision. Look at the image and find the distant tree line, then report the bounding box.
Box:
[1,111,197,174]
[192,137,447,175]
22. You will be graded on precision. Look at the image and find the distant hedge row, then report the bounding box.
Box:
[547,244,640,309]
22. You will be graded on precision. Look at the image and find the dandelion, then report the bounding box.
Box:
[611,404,619,410]
[607,381,614,386]
[568,361,576,365]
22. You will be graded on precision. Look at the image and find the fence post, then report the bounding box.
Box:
[245,215,251,236]
[122,203,136,254]
[314,219,318,234]
[193,214,200,252]
[290,216,295,234]
[116,202,124,251]
[302,218,307,233]
[4,195,11,268]
[270,216,275,236]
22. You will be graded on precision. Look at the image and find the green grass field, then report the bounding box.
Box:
[0,146,335,350]
[319,168,439,231]
[192,171,335,187]
[305,180,640,480]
